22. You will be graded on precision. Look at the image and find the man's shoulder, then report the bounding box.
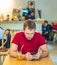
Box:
[35,32,41,36]
[35,32,43,38]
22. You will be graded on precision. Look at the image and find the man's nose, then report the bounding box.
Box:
[28,34,32,37]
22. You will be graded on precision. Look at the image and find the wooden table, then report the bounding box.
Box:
[3,55,54,65]
[0,48,8,62]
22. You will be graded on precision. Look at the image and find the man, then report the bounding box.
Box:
[42,20,50,41]
[9,20,49,60]
[28,11,35,20]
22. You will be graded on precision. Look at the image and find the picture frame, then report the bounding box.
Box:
[28,1,35,8]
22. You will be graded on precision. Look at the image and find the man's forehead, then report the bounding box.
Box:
[25,26,35,30]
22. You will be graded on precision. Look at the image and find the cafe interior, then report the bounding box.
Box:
[0,0,57,65]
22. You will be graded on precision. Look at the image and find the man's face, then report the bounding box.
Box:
[44,23,48,26]
[24,27,35,40]
[31,12,34,16]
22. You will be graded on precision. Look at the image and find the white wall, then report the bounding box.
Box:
[35,0,57,22]
[0,0,57,23]
[13,0,57,23]
[0,22,42,34]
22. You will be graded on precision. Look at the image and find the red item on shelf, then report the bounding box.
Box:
[52,23,57,29]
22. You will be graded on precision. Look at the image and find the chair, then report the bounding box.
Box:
[0,48,9,62]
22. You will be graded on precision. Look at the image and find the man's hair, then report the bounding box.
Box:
[23,20,36,30]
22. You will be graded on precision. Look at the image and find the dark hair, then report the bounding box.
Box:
[23,20,36,30]
[5,29,10,32]
[6,29,11,38]
[5,29,10,36]
[44,20,48,23]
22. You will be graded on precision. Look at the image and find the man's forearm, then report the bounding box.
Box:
[9,51,26,60]
[40,51,49,58]
[9,51,18,57]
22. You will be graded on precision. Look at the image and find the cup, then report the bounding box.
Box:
[17,51,22,60]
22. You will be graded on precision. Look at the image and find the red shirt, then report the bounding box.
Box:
[12,32,46,54]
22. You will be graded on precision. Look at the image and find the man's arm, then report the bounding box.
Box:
[9,43,26,59]
[40,44,49,58]
[9,43,18,57]
[34,44,49,60]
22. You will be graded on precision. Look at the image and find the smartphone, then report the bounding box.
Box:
[31,52,36,55]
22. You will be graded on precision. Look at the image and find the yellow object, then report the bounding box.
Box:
[3,55,54,65]
[10,14,15,20]
[16,52,22,60]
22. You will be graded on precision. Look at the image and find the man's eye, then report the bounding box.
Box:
[26,33,29,35]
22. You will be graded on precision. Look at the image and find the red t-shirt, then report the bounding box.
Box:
[12,32,46,54]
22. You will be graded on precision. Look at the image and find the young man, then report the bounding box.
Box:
[9,20,49,60]
[42,20,50,41]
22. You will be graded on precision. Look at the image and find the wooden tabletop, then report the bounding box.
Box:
[3,55,54,65]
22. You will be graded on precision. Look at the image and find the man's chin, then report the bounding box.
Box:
[27,38,32,40]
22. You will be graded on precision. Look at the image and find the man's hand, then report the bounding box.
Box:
[33,52,41,60]
[44,32,48,35]
[25,52,41,60]
[26,52,33,60]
